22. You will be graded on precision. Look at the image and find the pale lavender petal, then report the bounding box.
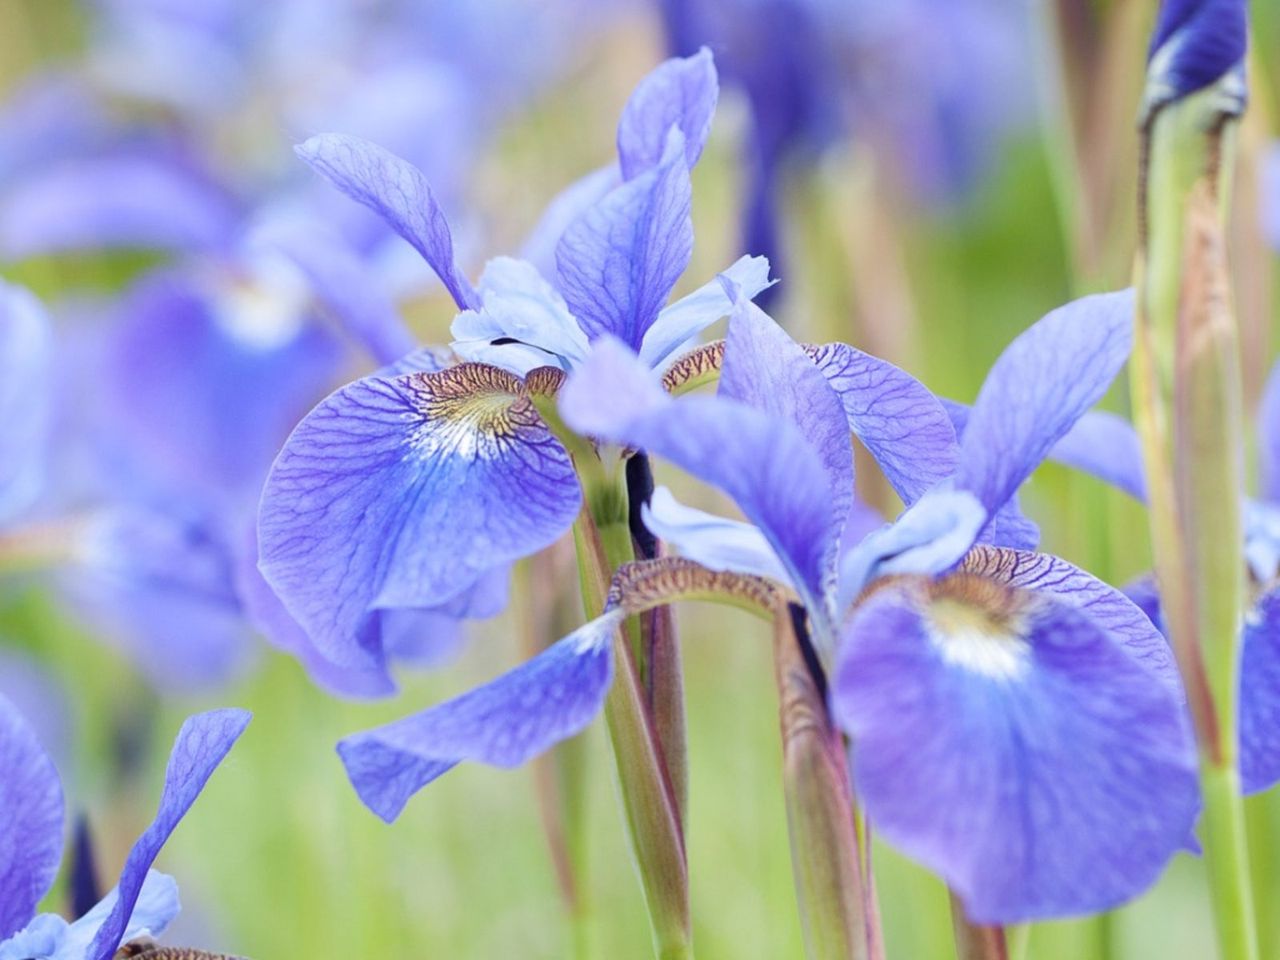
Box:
[720,293,853,538]
[295,134,479,310]
[1050,410,1148,502]
[59,871,178,960]
[956,290,1134,515]
[617,48,718,179]
[337,614,618,821]
[638,254,774,369]
[0,695,63,940]
[259,366,581,667]
[556,130,693,351]
[809,341,959,505]
[641,486,792,585]
[86,709,250,960]
[0,281,52,523]
[0,155,236,257]
[833,576,1198,923]
[520,165,621,280]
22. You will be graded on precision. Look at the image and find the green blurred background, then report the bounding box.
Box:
[1,1,1278,957]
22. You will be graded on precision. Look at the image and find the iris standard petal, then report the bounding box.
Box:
[720,293,853,536]
[519,165,621,280]
[638,254,774,369]
[0,155,236,257]
[556,130,693,351]
[337,614,620,822]
[955,290,1134,516]
[0,281,52,524]
[1241,587,1280,794]
[617,47,718,180]
[562,342,837,618]
[86,710,249,960]
[295,133,479,310]
[641,486,792,585]
[0,695,63,941]
[833,575,1199,923]
[808,342,959,505]
[259,364,581,666]
[1048,409,1148,503]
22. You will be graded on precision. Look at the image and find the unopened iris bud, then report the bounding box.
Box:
[1142,0,1248,123]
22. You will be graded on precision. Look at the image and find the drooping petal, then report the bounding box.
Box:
[641,486,792,585]
[0,281,52,524]
[450,257,591,374]
[617,48,718,179]
[719,293,853,535]
[337,614,619,822]
[0,695,64,941]
[1240,586,1280,794]
[0,155,236,257]
[295,133,479,310]
[638,254,774,369]
[86,709,249,960]
[955,290,1135,516]
[556,130,693,351]
[961,546,1180,691]
[259,364,581,666]
[808,342,959,505]
[832,575,1199,923]
[561,341,836,619]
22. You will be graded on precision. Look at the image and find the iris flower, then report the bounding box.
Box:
[0,697,249,960]
[257,50,774,681]
[334,283,1199,922]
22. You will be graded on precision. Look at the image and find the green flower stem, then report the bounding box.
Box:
[949,892,1008,960]
[773,607,871,960]
[1133,84,1258,960]
[573,481,692,960]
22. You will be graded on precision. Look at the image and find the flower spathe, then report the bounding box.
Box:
[0,699,249,960]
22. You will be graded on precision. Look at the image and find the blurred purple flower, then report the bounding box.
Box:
[0,699,248,960]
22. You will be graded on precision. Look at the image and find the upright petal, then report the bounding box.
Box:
[720,295,853,535]
[807,342,959,505]
[295,134,479,310]
[617,48,718,179]
[519,165,621,280]
[0,281,52,524]
[638,255,774,369]
[1049,410,1148,503]
[561,341,836,621]
[833,575,1198,923]
[86,709,250,960]
[556,131,693,351]
[1240,587,1280,794]
[955,290,1134,516]
[338,614,619,822]
[259,365,581,666]
[0,695,63,940]
[60,871,178,960]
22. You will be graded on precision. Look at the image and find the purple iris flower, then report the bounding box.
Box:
[0,696,249,960]
[258,51,774,692]
[1142,0,1248,119]
[333,281,1199,921]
